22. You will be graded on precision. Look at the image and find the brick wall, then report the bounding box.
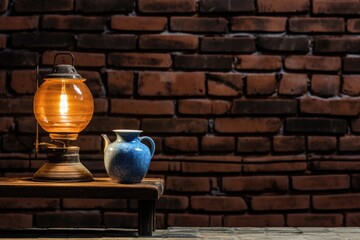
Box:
[0,0,360,229]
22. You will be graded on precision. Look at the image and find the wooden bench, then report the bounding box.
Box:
[0,177,164,236]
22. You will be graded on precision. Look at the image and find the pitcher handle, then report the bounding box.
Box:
[139,136,155,158]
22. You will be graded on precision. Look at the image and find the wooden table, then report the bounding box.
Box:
[0,177,165,236]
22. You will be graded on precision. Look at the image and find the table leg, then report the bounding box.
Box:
[138,200,155,236]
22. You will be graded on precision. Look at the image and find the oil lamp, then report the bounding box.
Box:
[33,53,94,182]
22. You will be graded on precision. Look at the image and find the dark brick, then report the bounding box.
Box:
[165,137,198,153]
[191,196,247,212]
[166,176,214,192]
[315,37,360,53]
[232,17,286,32]
[107,71,133,96]
[231,99,297,115]
[215,118,282,133]
[15,0,73,12]
[35,211,101,228]
[78,70,105,97]
[42,15,105,31]
[292,175,349,191]
[157,195,189,210]
[201,136,234,152]
[285,118,347,134]
[313,194,360,210]
[179,99,230,115]
[108,53,171,69]
[0,35,6,49]
[0,0,8,12]
[138,0,195,13]
[308,136,337,152]
[288,214,343,227]
[76,0,133,13]
[140,35,198,50]
[257,36,309,52]
[289,18,344,33]
[85,117,139,133]
[223,175,288,192]
[42,51,105,67]
[273,136,306,153]
[78,34,136,50]
[0,117,13,132]
[285,56,341,71]
[142,118,208,133]
[339,136,360,152]
[348,19,360,33]
[224,215,285,227]
[199,0,255,12]
[12,33,73,49]
[171,17,228,33]
[313,0,360,15]
[174,55,233,71]
[252,195,309,211]
[236,55,281,70]
[11,70,36,94]
[111,16,167,32]
[344,76,360,96]
[311,75,340,97]
[0,16,38,31]
[201,37,255,53]
[0,214,32,229]
[344,57,360,73]
[0,51,38,67]
[111,99,174,115]
[237,137,270,153]
[258,0,309,13]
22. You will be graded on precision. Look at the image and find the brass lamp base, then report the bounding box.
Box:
[33,146,93,182]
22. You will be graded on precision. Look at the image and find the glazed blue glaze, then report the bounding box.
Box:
[102,130,155,183]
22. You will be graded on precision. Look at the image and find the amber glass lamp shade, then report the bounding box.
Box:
[33,77,94,140]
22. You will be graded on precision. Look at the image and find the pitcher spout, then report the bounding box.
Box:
[101,134,110,153]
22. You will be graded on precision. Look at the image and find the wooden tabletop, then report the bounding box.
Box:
[0,177,164,200]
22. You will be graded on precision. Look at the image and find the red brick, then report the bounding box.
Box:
[142,118,207,133]
[75,0,132,13]
[0,117,13,132]
[258,0,309,13]
[191,196,247,212]
[138,72,205,96]
[0,198,59,209]
[111,99,174,115]
[311,155,360,171]
[164,137,198,153]
[78,70,105,97]
[200,0,255,12]
[94,98,108,113]
[10,70,36,94]
[313,0,360,14]
[339,136,360,152]
[274,136,305,153]
[308,136,337,152]
[237,137,270,153]
[286,117,347,134]
[292,175,349,191]
[288,214,343,227]
[352,118,360,133]
[215,118,282,133]
[111,16,167,31]
[232,99,297,115]
[232,17,287,32]
[301,97,360,116]
[62,199,127,209]
[168,214,210,227]
[85,117,139,133]
[315,37,360,53]
[311,75,340,97]
[140,35,198,50]
[0,97,33,114]
[201,136,234,152]
[149,161,181,172]
[279,74,308,96]
[0,71,5,94]
[343,75,360,96]
[244,162,307,173]
[157,195,188,210]
[236,55,281,70]
[347,19,360,33]
[182,162,242,173]
[166,176,215,192]
[42,51,105,67]
[107,71,133,96]
[257,36,309,53]
[108,53,171,68]
[0,0,8,12]
[289,18,344,33]
[11,117,36,133]
[179,99,231,115]
[246,74,277,95]
[78,34,136,50]
[138,0,195,13]
[15,0,73,12]
[104,212,137,228]
[0,35,6,49]
[223,176,288,192]
[43,15,104,31]
[12,32,73,49]
[245,155,306,163]
[313,194,360,210]
[224,214,285,227]
[0,51,38,67]
[35,211,101,228]
[171,17,228,33]
[174,55,233,71]
[0,16,38,31]
[252,195,309,211]
[346,213,360,226]
[0,213,32,229]
[201,37,255,53]
[207,73,243,97]
[285,56,341,71]
[0,159,29,169]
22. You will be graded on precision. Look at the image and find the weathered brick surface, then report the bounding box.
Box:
[236,55,281,70]
[43,15,104,31]
[257,36,309,53]
[76,0,132,12]
[313,194,360,210]
[344,58,360,73]
[232,17,286,32]
[11,70,37,94]
[107,71,133,96]
[15,0,73,12]
[215,118,282,133]
[313,0,360,14]
[231,99,297,115]
[237,137,270,153]
[191,196,247,212]
[35,211,101,228]
[140,35,198,50]
[292,175,350,191]
[279,74,308,96]
[111,16,166,31]
[315,37,360,53]
[179,99,231,115]
[286,118,347,134]
[308,136,337,152]
[201,136,234,152]
[42,51,105,67]
[201,37,255,53]
[0,214,32,229]
[0,51,38,67]
[258,0,309,13]
[246,74,277,95]
[111,99,174,115]
[138,0,195,13]
[289,18,345,33]
[174,55,233,71]
[12,33,73,49]
[164,137,198,153]
[273,136,306,153]
[200,0,255,12]
[224,214,285,227]
[0,0,8,12]
[287,214,343,227]
[171,17,227,33]
[252,195,310,211]
[285,56,341,71]
[311,75,340,97]
[223,176,288,192]
[207,73,243,97]
[78,34,136,50]
[0,16,38,31]
[301,97,360,116]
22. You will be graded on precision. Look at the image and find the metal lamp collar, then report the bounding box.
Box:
[46,52,83,79]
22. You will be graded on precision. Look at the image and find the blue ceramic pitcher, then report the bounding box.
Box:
[101,130,155,183]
